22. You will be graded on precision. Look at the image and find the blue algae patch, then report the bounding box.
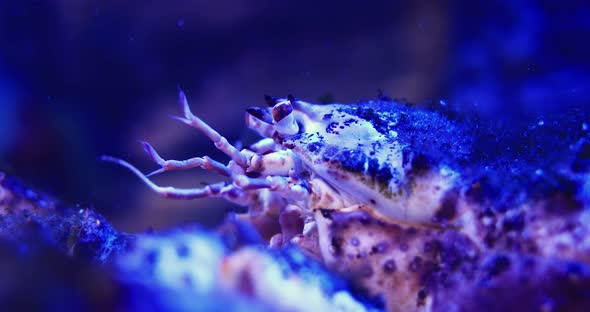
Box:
[0,175,131,262]
[338,99,590,209]
[342,100,472,165]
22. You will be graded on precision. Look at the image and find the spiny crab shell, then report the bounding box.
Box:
[103,91,464,234]
[104,91,590,311]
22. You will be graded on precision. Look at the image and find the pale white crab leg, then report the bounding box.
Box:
[248,138,277,154]
[233,174,309,202]
[170,89,248,167]
[140,141,231,177]
[101,156,248,204]
[248,150,296,176]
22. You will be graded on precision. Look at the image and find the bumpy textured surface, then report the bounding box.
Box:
[314,209,590,311]
[0,174,131,261]
[0,173,377,311]
[285,99,590,311]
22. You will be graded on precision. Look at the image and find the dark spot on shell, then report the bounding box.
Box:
[350,237,360,247]
[307,141,323,153]
[371,242,390,254]
[383,259,397,274]
[409,256,423,272]
[417,288,428,307]
[331,237,344,256]
[433,190,458,223]
[326,122,340,134]
[369,199,376,205]
[344,118,357,126]
[322,113,333,120]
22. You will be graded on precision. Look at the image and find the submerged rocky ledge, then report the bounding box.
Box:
[1,102,589,311]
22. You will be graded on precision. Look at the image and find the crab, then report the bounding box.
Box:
[103,91,590,311]
[103,91,462,243]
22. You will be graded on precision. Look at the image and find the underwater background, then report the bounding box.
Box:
[2,1,590,311]
[1,0,589,233]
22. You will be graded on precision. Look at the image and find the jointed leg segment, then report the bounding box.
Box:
[141,141,231,177]
[102,89,311,206]
[100,156,248,203]
[170,90,247,167]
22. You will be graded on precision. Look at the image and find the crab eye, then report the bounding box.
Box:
[272,102,293,122]
[272,101,299,136]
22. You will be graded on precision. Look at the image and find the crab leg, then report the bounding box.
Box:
[140,141,231,177]
[170,89,247,167]
[100,156,248,204]
[233,174,309,202]
[248,138,277,154]
[248,150,296,176]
